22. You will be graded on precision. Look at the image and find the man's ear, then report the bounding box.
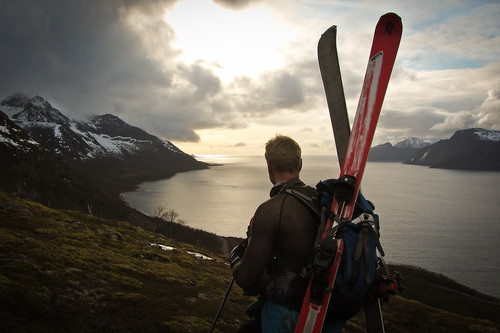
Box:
[299,158,303,172]
[267,160,275,184]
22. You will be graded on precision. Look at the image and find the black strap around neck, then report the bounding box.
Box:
[269,178,304,197]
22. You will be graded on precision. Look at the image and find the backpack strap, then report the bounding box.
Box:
[350,213,385,285]
[282,188,321,218]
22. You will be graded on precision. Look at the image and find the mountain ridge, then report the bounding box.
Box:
[1,93,191,160]
[368,137,433,162]
[0,93,208,196]
[394,137,431,149]
[369,129,500,170]
[405,128,500,170]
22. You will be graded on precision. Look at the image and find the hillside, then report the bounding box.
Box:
[1,192,499,332]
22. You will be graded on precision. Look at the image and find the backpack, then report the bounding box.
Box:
[284,178,385,321]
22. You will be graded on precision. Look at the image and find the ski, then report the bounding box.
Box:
[318,25,350,167]
[318,21,387,333]
[295,13,402,333]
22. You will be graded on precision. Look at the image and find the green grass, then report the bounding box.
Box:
[0,191,499,332]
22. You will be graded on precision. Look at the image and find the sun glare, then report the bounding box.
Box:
[164,0,293,82]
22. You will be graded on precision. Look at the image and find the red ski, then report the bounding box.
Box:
[295,13,402,333]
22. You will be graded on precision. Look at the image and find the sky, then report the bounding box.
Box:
[1,0,499,156]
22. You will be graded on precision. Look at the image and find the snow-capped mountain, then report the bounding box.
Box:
[0,93,187,161]
[0,110,39,151]
[369,137,433,162]
[473,128,500,142]
[406,128,500,170]
[394,137,432,149]
[369,131,500,170]
[0,93,207,196]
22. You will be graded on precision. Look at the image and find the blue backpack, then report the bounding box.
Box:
[284,179,385,320]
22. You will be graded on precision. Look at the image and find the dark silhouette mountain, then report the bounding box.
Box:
[405,128,500,170]
[369,137,432,162]
[1,93,207,195]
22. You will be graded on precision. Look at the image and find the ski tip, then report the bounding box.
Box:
[381,12,401,21]
[320,25,337,38]
[377,12,403,36]
[318,25,338,52]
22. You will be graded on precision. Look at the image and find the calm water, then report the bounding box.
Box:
[123,155,500,298]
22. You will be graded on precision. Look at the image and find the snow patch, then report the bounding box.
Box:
[0,136,20,147]
[0,125,10,134]
[150,243,214,261]
[88,133,124,154]
[187,251,214,261]
[150,243,175,251]
[30,96,48,109]
[161,139,181,153]
[53,125,63,139]
[475,129,500,142]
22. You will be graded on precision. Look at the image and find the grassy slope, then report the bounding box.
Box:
[0,192,499,333]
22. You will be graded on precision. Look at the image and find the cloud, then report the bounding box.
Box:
[402,2,500,70]
[0,0,499,153]
[431,88,500,134]
[225,71,303,117]
[376,108,446,143]
[0,0,311,143]
[212,0,262,10]
[430,110,478,133]
[0,0,246,142]
[477,89,500,130]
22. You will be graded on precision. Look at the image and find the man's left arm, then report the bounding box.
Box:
[232,202,278,290]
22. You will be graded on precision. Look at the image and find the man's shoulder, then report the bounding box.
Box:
[258,193,287,210]
[293,184,318,198]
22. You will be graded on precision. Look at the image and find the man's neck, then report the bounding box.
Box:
[272,173,300,184]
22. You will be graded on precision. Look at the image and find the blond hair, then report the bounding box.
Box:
[265,134,302,173]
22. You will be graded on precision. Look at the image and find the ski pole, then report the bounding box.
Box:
[209,277,235,333]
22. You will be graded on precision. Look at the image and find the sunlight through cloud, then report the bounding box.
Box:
[164,0,293,82]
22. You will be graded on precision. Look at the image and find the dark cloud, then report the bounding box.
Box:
[0,0,226,142]
[228,69,307,117]
[1,0,173,95]
[212,0,262,10]
[0,0,307,143]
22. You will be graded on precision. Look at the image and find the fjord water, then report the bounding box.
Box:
[122,155,500,298]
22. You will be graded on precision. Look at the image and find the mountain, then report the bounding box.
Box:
[0,109,126,217]
[368,137,432,162]
[394,137,430,149]
[1,94,195,160]
[405,128,500,170]
[1,93,207,195]
[0,109,39,151]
